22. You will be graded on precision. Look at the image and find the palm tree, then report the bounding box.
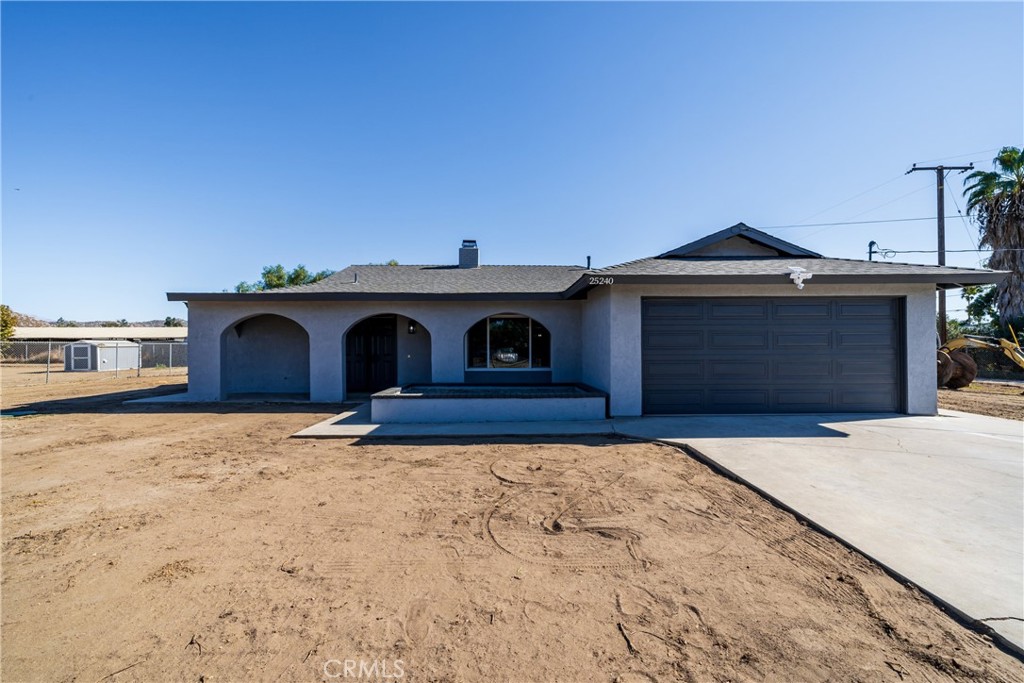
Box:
[963,146,1024,329]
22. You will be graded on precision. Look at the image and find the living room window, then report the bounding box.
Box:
[466,315,551,369]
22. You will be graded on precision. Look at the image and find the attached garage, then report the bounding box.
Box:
[642,297,904,414]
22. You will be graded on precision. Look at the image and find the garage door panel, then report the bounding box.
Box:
[644,360,702,381]
[645,331,703,349]
[837,359,897,380]
[774,359,833,378]
[836,330,894,347]
[645,300,703,319]
[709,330,769,349]
[774,331,832,349]
[709,302,768,320]
[707,360,769,380]
[773,302,832,318]
[707,389,771,411]
[837,300,896,318]
[642,297,903,414]
[644,389,704,413]
[838,388,898,410]
[775,389,834,408]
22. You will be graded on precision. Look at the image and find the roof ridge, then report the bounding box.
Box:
[343,263,585,268]
[591,256,656,272]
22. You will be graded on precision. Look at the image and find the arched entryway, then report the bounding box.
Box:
[345,314,431,394]
[221,314,310,400]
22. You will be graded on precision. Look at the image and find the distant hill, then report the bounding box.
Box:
[12,312,185,328]
[12,311,48,327]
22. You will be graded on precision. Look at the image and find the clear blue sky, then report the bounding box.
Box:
[2,1,1021,322]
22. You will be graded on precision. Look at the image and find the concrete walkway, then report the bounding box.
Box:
[295,407,1024,653]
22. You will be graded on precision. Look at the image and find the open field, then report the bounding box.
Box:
[2,375,1021,681]
[2,363,187,392]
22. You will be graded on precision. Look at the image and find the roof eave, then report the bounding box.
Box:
[575,272,1007,287]
[166,291,570,303]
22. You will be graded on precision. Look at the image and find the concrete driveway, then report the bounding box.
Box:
[615,410,1024,653]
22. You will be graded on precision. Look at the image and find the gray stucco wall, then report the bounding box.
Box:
[580,286,611,393]
[185,300,583,402]
[395,314,432,385]
[183,283,936,415]
[221,314,311,397]
[587,283,937,416]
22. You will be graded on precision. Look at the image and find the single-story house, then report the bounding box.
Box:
[167,223,1004,416]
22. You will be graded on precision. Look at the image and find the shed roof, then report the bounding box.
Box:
[67,339,140,347]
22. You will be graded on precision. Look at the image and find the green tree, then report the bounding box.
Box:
[0,305,15,349]
[164,316,185,327]
[963,147,1024,330]
[234,264,335,293]
[958,285,1000,335]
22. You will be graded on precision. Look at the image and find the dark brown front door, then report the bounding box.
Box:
[346,315,398,393]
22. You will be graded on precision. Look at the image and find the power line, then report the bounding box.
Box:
[876,248,1015,254]
[761,215,967,230]
[793,173,906,225]
[910,147,1000,166]
[845,180,935,221]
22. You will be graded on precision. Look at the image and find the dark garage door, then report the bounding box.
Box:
[642,297,904,414]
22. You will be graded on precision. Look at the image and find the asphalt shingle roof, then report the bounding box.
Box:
[167,227,1005,302]
[591,257,1000,278]
[271,264,587,295]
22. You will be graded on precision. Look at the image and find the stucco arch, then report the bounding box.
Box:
[344,312,433,392]
[340,311,434,338]
[220,313,310,399]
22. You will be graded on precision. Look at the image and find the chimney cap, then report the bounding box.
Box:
[461,239,477,248]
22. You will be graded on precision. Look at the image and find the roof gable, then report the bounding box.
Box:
[658,222,822,259]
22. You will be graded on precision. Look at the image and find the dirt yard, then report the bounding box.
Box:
[938,381,1024,421]
[2,371,1022,682]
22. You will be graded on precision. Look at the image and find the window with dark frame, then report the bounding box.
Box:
[466,316,551,370]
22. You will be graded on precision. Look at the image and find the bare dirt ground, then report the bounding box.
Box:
[938,381,1024,421]
[2,370,1022,682]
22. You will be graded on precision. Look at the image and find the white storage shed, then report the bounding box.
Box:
[63,340,141,372]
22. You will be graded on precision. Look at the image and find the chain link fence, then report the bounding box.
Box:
[1,340,188,383]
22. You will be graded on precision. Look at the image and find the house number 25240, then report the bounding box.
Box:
[589,276,614,285]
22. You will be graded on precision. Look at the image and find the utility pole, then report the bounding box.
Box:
[906,163,974,344]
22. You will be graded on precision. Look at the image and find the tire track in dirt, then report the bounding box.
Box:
[483,458,649,571]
